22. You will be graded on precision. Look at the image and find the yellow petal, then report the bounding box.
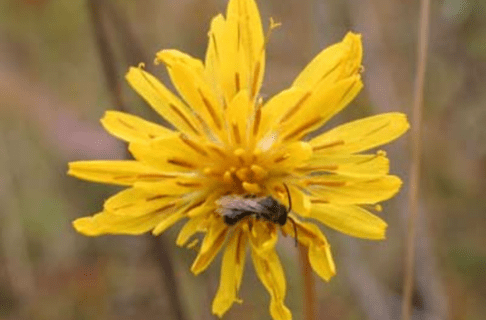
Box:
[152,211,185,235]
[73,208,176,236]
[310,203,387,240]
[204,14,228,108]
[279,76,363,142]
[282,219,336,281]
[212,229,248,317]
[256,87,309,142]
[104,187,179,216]
[68,160,173,186]
[261,141,313,172]
[133,175,207,195]
[251,249,291,320]
[297,152,390,177]
[176,214,209,247]
[305,175,402,205]
[308,243,336,282]
[310,113,410,154]
[100,110,174,143]
[227,0,265,99]
[156,50,224,137]
[217,0,265,102]
[293,32,362,90]
[125,66,204,137]
[225,90,252,146]
[128,135,210,172]
[191,218,228,275]
[248,221,278,256]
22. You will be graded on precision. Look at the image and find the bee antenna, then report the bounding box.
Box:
[283,183,292,213]
[288,216,298,247]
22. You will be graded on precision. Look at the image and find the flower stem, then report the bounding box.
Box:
[402,0,430,319]
[299,245,316,320]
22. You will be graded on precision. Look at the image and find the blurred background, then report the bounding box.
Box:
[0,0,485,319]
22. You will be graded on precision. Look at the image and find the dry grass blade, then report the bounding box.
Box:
[86,1,187,320]
[402,0,431,319]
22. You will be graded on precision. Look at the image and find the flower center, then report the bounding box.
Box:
[204,146,270,195]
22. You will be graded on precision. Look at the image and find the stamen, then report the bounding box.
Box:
[236,167,250,181]
[232,122,241,144]
[274,153,290,163]
[250,165,268,181]
[183,200,205,214]
[250,61,261,99]
[117,118,135,130]
[312,140,345,151]
[310,199,329,204]
[235,72,241,92]
[234,148,246,165]
[279,91,312,123]
[252,148,262,162]
[282,116,322,141]
[253,107,262,136]
[235,231,243,264]
[179,134,208,157]
[149,202,177,215]
[203,167,211,175]
[317,62,341,84]
[211,33,219,59]
[207,144,227,158]
[243,182,261,194]
[146,194,170,202]
[261,18,282,56]
[169,103,201,136]
[198,88,222,130]
[336,82,357,109]
[167,158,197,169]
[294,165,339,172]
[176,181,202,188]
[223,170,233,184]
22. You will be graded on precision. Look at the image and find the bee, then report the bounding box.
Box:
[216,184,298,246]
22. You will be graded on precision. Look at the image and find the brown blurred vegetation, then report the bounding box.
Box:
[0,0,485,319]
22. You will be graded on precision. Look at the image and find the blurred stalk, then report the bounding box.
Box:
[299,245,316,320]
[402,0,431,319]
[87,0,124,111]
[0,131,36,306]
[86,1,187,320]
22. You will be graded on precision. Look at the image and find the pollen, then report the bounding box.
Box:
[235,167,250,181]
[242,182,261,194]
[223,170,233,184]
[250,164,268,180]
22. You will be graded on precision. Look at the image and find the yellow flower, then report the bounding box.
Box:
[69,0,409,319]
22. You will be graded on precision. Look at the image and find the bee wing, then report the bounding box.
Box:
[216,195,265,212]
